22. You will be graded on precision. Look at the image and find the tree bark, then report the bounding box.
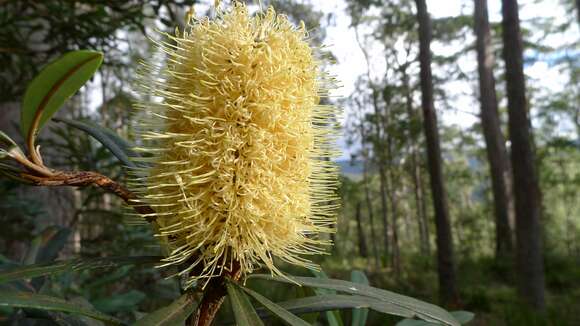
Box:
[386,137,401,278]
[414,0,459,305]
[355,202,369,258]
[500,0,546,310]
[362,156,381,268]
[402,64,431,256]
[474,0,514,259]
[372,87,391,263]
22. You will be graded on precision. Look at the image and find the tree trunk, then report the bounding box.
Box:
[500,0,546,310]
[355,202,369,258]
[362,149,381,269]
[402,65,431,256]
[386,137,401,278]
[371,87,390,262]
[414,0,459,305]
[474,0,514,259]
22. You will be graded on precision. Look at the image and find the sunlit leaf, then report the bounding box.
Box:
[0,291,121,325]
[134,292,197,326]
[21,50,103,138]
[226,282,264,326]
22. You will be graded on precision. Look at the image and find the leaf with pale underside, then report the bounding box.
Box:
[250,274,460,326]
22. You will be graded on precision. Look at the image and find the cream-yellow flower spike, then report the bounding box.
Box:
[132,2,340,288]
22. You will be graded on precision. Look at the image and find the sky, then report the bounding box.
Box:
[85,0,578,161]
[306,0,579,160]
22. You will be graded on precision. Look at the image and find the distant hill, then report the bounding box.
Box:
[335,159,363,179]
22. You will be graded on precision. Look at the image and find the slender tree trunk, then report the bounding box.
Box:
[402,65,431,255]
[414,0,459,305]
[474,0,514,259]
[355,202,369,258]
[500,0,546,311]
[386,137,401,278]
[362,149,381,268]
[371,90,390,263]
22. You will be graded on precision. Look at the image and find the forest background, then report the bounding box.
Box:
[0,0,578,325]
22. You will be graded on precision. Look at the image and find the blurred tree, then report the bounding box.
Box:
[473,0,514,259]
[500,0,546,311]
[414,0,459,305]
[0,0,194,102]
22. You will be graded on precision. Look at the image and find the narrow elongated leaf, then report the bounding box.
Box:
[350,270,370,326]
[54,118,137,168]
[92,290,145,314]
[226,282,264,326]
[134,293,197,326]
[310,270,343,326]
[450,311,474,324]
[21,50,103,138]
[0,291,121,325]
[396,319,438,326]
[0,256,162,284]
[260,294,410,317]
[0,130,17,148]
[250,274,459,326]
[238,285,309,326]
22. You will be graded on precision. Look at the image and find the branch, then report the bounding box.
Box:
[191,261,242,326]
[20,170,156,222]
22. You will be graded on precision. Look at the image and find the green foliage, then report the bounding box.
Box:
[54,117,137,168]
[351,270,370,326]
[227,282,265,326]
[0,291,122,325]
[251,274,461,326]
[134,292,198,326]
[238,284,310,326]
[20,50,103,139]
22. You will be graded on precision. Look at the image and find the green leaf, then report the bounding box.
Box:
[310,270,344,326]
[54,118,137,168]
[0,256,162,284]
[0,131,20,161]
[0,291,121,325]
[0,130,18,148]
[134,292,197,326]
[350,270,370,326]
[396,319,438,326]
[450,311,474,324]
[36,227,72,264]
[92,290,145,313]
[250,274,459,326]
[294,285,319,323]
[21,50,103,138]
[256,294,410,318]
[226,282,264,326]
[238,284,309,326]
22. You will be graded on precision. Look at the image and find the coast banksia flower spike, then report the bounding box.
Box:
[131,2,341,289]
